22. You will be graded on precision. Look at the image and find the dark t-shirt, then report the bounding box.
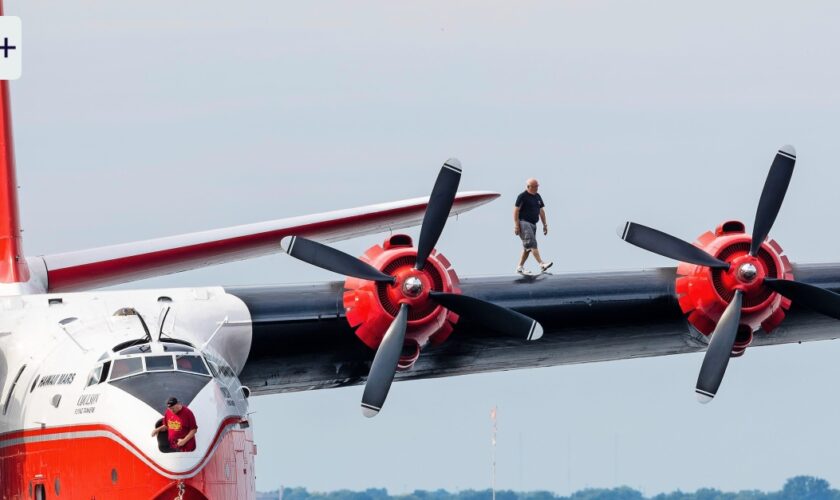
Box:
[165,405,198,452]
[515,191,545,224]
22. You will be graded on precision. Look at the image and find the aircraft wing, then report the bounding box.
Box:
[39,191,497,292]
[231,263,840,395]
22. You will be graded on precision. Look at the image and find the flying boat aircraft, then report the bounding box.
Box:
[4,5,840,499]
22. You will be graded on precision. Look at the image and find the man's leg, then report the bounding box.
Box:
[517,221,533,270]
[531,248,553,272]
[518,249,530,267]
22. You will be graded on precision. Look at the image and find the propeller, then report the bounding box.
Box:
[764,278,840,321]
[416,159,462,270]
[282,236,395,283]
[361,304,409,417]
[750,146,796,256]
[619,146,836,402]
[695,290,742,402]
[621,222,730,269]
[429,291,543,341]
[281,159,543,417]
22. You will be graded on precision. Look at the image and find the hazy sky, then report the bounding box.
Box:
[10,1,840,495]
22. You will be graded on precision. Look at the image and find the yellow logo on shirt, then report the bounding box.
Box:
[168,419,182,431]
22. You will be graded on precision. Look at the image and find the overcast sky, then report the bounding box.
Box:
[10,1,840,495]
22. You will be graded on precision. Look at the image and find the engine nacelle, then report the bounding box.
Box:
[343,234,460,370]
[675,221,793,352]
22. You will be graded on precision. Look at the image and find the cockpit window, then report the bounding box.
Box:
[111,339,150,353]
[163,343,192,353]
[120,344,152,355]
[105,353,212,384]
[86,365,103,387]
[175,355,209,376]
[110,357,143,380]
[100,361,111,383]
[146,355,174,371]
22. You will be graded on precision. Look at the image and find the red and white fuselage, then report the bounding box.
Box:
[0,277,258,499]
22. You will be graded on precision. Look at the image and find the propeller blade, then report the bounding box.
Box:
[429,291,543,340]
[361,303,409,417]
[415,159,462,270]
[282,236,395,283]
[765,277,840,320]
[620,222,730,269]
[750,145,796,256]
[695,290,743,403]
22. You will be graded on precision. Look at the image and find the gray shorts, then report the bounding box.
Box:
[518,220,538,250]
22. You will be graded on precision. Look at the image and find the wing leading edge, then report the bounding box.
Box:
[41,191,498,292]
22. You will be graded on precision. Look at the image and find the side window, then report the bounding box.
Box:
[86,365,103,387]
[99,361,111,383]
[3,365,26,415]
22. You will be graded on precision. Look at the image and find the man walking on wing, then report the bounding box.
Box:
[514,178,552,275]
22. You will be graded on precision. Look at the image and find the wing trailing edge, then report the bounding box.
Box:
[41,191,498,292]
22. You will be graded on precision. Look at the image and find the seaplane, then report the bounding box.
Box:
[4,5,840,499]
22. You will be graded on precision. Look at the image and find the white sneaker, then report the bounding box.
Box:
[540,261,553,272]
[516,266,527,275]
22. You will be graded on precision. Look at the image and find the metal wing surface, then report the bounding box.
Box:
[230,263,840,395]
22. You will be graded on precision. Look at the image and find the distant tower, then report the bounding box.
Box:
[490,406,497,500]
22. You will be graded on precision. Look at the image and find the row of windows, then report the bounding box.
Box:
[86,354,211,387]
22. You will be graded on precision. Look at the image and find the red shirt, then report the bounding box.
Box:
[165,405,198,452]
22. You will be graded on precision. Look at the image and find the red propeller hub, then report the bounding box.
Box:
[675,220,793,346]
[343,234,460,369]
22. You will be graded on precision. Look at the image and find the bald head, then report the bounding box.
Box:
[526,178,539,194]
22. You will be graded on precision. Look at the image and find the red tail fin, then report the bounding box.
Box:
[0,79,29,283]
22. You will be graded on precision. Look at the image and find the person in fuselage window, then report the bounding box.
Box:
[514,178,552,275]
[151,397,198,452]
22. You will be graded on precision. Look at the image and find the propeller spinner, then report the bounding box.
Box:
[282,159,543,417]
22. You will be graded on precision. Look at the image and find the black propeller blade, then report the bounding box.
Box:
[415,159,462,270]
[620,222,730,269]
[282,236,395,283]
[429,291,543,341]
[750,146,796,256]
[361,303,409,417]
[695,290,743,403]
[764,278,840,321]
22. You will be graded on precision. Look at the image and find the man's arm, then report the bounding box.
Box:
[513,207,521,235]
[540,208,548,235]
[151,422,167,437]
[177,428,197,447]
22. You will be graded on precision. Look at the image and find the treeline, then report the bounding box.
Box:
[258,476,839,500]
